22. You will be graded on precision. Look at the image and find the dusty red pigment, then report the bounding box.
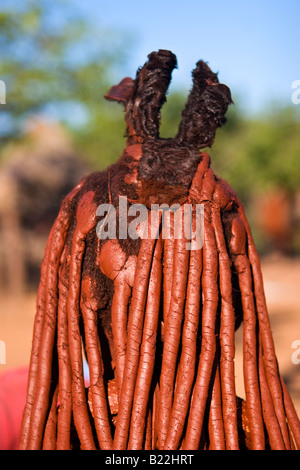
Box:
[20,50,300,450]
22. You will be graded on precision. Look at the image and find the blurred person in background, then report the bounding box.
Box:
[0,366,28,450]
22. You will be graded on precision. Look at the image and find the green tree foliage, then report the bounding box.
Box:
[210,105,300,254]
[211,105,300,203]
[159,91,187,138]
[0,0,133,168]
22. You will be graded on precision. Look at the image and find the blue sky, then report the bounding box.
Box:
[74,0,300,115]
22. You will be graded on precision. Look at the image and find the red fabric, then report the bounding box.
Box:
[0,366,28,450]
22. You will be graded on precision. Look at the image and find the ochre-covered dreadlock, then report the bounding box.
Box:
[20,50,300,450]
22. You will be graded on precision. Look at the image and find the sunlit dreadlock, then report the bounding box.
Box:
[20,50,300,450]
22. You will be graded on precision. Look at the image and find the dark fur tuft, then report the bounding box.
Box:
[176,60,233,148]
[137,139,203,206]
[125,49,177,140]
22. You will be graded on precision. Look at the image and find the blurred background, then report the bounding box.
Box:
[0,0,299,449]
